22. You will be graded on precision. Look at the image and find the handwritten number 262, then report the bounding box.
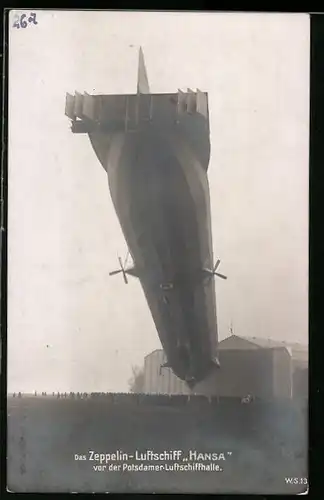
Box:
[13,12,38,29]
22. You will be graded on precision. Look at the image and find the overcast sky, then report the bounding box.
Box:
[8,11,309,393]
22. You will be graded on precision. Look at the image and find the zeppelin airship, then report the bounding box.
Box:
[65,48,226,387]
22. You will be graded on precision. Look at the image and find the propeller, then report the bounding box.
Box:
[210,259,227,280]
[109,252,130,284]
[213,259,221,271]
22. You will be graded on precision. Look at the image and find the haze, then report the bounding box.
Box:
[8,11,309,393]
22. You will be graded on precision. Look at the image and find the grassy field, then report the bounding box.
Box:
[7,394,308,494]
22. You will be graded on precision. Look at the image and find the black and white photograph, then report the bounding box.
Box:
[7,10,309,494]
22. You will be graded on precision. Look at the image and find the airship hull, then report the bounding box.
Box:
[65,49,224,385]
[102,129,218,383]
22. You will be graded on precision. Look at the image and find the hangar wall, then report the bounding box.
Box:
[143,347,293,398]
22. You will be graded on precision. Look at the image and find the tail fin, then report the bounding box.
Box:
[137,47,150,94]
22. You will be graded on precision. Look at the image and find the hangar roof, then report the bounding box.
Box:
[145,336,308,363]
[219,335,308,361]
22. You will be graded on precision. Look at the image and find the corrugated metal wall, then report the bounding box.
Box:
[194,348,275,398]
[293,367,308,398]
[143,350,190,395]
